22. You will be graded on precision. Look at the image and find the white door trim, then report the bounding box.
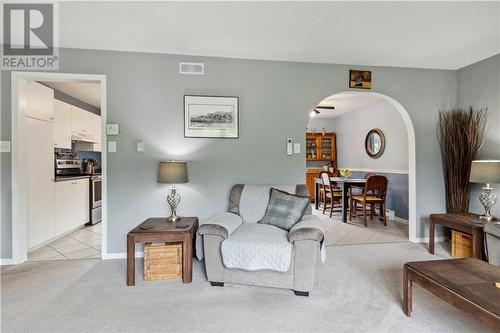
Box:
[316,91,418,242]
[10,71,107,265]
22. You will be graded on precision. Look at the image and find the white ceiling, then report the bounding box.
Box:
[57,1,500,70]
[41,81,101,108]
[315,93,388,119]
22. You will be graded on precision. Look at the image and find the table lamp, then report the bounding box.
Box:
[469,160,500,222]
[158,161,188,222]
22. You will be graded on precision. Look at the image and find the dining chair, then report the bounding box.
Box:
[319,171,342,217]
[349,172,377,213]
[364,172,376,179]
[349,175,388,227]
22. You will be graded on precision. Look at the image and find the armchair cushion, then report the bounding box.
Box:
[196,212,243,260]
[484,222,500,266]
[485,222,500,238]
[221,223,292,272]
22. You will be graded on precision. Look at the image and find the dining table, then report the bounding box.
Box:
[315,177,366,222]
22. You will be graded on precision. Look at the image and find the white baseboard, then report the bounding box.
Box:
[379,207,408,224]
[102,252,144,260]
[0,258,15,266]
[394,216,408,224]
[413,236,448,243]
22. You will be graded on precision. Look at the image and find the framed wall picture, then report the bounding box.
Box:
[349,70,372,89]
[184,95,239,138]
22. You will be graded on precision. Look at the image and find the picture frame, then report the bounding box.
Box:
[184,95,239,138]
[349,70,372,89]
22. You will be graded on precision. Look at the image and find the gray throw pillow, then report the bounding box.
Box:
[259,188,310,231]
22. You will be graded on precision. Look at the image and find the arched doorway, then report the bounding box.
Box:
[307,91,416,242]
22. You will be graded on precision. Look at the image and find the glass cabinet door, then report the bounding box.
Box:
[320,137,332,160]
[306,137,317,159]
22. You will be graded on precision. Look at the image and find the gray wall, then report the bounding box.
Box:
[458,54,500,217]
[1,48,459,257]
[308,117,336,133]
[330,99,408,171]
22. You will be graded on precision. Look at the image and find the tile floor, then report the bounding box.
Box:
[314,208,409,246]
[28,223,101,261]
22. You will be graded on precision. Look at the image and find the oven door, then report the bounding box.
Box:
[91,177,102,208]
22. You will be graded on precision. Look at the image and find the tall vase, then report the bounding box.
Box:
[437,107,487,213]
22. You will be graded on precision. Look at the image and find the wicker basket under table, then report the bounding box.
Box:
[143,242,182,280]
[451,230,473,258]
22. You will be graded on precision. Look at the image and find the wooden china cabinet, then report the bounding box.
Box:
[305,132,338,201]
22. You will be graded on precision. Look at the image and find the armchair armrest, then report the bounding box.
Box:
[198,212,243,239]
[485,222,500,239]
[288,215,325,243]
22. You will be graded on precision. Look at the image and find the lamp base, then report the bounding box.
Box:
[478,186,497,224]
[478,214,496,223]
[166,215,182,222]
[166,187,182,223]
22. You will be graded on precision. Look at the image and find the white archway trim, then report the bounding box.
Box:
[10,72,107,265]
[321,91,417,242]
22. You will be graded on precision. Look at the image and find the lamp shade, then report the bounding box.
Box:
[158,161,188,184]
[469,160,500,184]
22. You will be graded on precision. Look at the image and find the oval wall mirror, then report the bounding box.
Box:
[365,129,385,158]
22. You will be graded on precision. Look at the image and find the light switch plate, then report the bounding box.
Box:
[293,143,301,154]
[286,138,293,155]
[136,140,145,152]
[106,124,119,136]
[108,141,117,153]
[0,141,11,153]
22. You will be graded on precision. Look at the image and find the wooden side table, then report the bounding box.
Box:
[428,213,485,260]
[127,217,198,286]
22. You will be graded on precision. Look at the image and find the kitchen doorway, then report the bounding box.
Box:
[11,72,107,264]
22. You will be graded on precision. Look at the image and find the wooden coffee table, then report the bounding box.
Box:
[127,217,198,286]
[403,258,500,331]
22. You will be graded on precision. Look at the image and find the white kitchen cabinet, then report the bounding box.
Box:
[26,117,55,250]
[92,113,102,152]
[71,107,96,142]
[53,99,73,149]
[74,113,102,152]
[55,178,90,235]
[25,81,54,122]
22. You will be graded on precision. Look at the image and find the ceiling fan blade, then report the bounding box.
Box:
[315,106,335,110]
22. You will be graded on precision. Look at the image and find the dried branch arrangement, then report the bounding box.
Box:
[437,107,487,213]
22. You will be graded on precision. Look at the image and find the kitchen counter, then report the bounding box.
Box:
[55,175,91,182]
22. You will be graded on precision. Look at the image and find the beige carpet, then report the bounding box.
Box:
[1,241,489,332]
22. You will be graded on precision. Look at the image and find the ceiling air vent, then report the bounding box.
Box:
[179,62,204,75]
